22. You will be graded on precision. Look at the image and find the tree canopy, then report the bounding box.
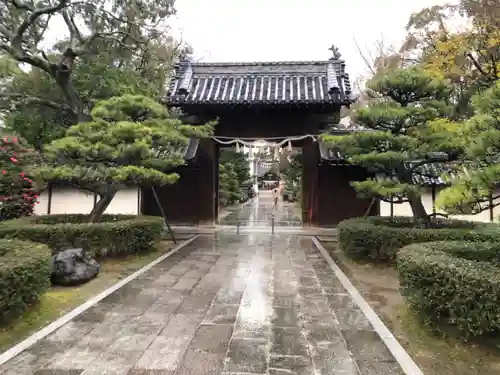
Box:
[437,80,500,214]
[322,67,459,221]
[39,95,214,221]
[218,149,251,206]
[0,0,200,222]
[219,149,251,185]
[0,0,185,141]
[401,0,500,118]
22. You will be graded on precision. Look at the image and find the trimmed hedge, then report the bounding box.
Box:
[0,214,164,257]
[397,241,500,339]
[0,239,51,322]
[337,216,500,262]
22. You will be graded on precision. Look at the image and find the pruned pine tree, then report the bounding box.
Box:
[322,68,462,224]
[38,95,214,222]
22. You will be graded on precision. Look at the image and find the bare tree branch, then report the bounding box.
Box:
[1,0,180,123]
[12,0,68,49]
[0,93,75,113]
[62,9,84,50]
[353,37,376,76]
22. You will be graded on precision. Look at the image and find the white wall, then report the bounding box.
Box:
[379,187,500,223]
[34,187,140,216]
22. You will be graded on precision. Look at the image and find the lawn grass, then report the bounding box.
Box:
[323,240,500,375]
[0,241,174,352]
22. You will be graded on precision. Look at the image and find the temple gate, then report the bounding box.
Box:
[141,47,378,226]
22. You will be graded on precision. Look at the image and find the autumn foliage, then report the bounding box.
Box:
[0,136,39,221]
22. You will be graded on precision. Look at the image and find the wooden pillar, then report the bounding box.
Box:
[432,185,436,215]
[214,143,220,223]
[301,140,319,225]
[140,139,217,226]
[195,139,218,225]
[390,197,394,218]
[137,188,142,215]
[47,184,53,214]
[489,192,494,222]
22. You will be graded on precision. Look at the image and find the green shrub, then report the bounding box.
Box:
[0,214,163,257]
[337,216,500,262]
[397,241,500,339]
[0,239,51,322]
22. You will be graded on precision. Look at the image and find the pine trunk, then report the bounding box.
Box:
[407,191,430,226]
[88,190,117,223]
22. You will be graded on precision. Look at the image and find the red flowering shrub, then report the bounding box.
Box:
[0,136,40,221]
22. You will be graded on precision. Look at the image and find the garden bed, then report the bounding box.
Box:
[322,239,500,375]
[0,240,174,352]
[0,214,164,257]
[337,216,500,262]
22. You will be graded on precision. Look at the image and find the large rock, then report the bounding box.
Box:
[51,248,100,286]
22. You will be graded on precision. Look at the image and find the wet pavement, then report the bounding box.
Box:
[218,190,302,227]
[0,234,404,375]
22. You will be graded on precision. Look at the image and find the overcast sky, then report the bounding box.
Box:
[169,0,452,81]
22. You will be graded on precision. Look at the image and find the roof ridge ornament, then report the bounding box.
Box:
[177,60,193,96]
[328,44,342,60]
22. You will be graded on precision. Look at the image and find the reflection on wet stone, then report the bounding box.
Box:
[214,283,245,304]
[269,355,314,375]
[271,327,308,357]
[102,284,142,305]
[327,294,372,330]
[72,302,113,323]
[203,304,239,325]
[34,370,84,375]
[303,322,343,343]
[219,193,302,227]
[342,330,396,362]
[133,335,191,372]
[0,231,406,375]
[171,276,201,291]
[356,360,406,375]
[150,273,179,287]
[45,321,94,345]
[272,307,298,328]
[273,294,299,308]
[224,338,268,373]
[187,325,233,354]
[313,356,359,375]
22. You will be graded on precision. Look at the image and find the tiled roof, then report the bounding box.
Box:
[318,140,343,162]
[376,162,453,187]
[183,138,199,160]
[318,140,452,186]
[152,138,199,161]
[165,51,352,107]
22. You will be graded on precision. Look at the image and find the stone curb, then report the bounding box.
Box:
[0,235,199,366]
[311,237,424,375]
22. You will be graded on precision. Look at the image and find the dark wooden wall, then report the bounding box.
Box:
[214,111,326,138]
[301,141,319,224]
[316,163,379,226]
[141,139,217,225]
[186,106,339,139]
[141,106,375,226]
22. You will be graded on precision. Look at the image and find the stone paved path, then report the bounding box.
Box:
[219,190,302,227]
[0,234,404,375]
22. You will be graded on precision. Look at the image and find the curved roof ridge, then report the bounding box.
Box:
[185,60,345,67]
